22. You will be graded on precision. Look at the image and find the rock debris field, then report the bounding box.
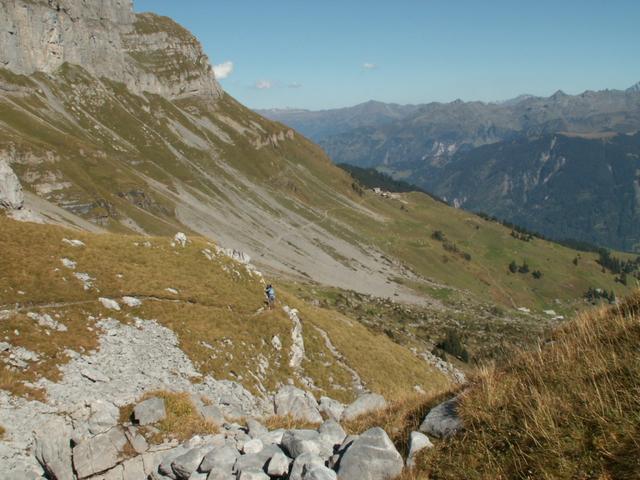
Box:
[0,310,461,480]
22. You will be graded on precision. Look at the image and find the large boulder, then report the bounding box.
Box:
[419,397,463,439]
[281,430,332,459]
[199,444,239,473]
[238,471,269,480]
[303,465,338,480]
[406,431,433,468]
[171,446,208,479]
[72,427,128,479]
[289,452,325,480]
[0,159,23,210]
[336,427,403,480]
[34,417,74,480]
[234,444,284,476]
[274,386,322,424]
[341,394,387,422]
[318,397,344,422]
[266,450,291,477]
[318,420,346,448]
[242,438,264,455]
[133,397,167,426]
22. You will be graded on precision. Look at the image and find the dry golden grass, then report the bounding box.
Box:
[263,414,322,431]
[0,215,450,403]
[120,390,218,444]
[415,291,640,479]
[282,292,452,401]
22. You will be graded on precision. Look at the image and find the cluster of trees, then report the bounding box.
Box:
[510,230,534,242]
[338,164,447,203]
[597,249,640,275]
[432,230,472,261]
[597,249,640,285]
[477,212,545,240]
[584,287,617,304]
[477,211,610,253]
[509,260,542,279]
[434,329,470,363]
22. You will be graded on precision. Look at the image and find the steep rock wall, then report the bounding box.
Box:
[0,0,221,99]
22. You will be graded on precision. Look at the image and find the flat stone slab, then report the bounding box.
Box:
[133,397,166,426]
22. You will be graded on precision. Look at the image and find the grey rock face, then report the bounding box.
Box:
[274,386,322,424]
[303,465,338,480]
[406,431,433,468]
[258,428,285,446]
[133,397,167,426]
[336,427,403,480]
[237,470,269,480]
[191,395,225,426]
[419,397,463,439]
[341,394,387,422]
[34,417,74,480]
[245,418,268,439]
[87,400,120,435]
[121,456,146,480]
[124,427,149,454]
[0,0,222,100]
[204,467,235,480]
[289,452,325,480]
[266,450,291,477]
[281,430,328,459]
[72,427,128,479]
[0,158,24,210]
[199,445,239,473]
[242,438,264,455]
[318,397,344,422]
[234,444,283,475]
[318,420,346,448]
[171,447,208,479]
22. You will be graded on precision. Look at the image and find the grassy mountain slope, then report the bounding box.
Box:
[0,61,635,315]
[414,291,640,479]
[0,213,449,402]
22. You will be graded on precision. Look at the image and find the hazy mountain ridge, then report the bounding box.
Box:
[262,84,640,250]
[423,132,640,251]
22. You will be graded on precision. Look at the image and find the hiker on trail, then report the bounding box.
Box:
[265,284,276,309]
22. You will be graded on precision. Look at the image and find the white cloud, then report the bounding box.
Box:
[362,62,377,70]
[255,80,273,90]
[288,82,303,89]
[213,61,234,79]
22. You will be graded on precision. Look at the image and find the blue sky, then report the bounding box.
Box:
[134,0,640,110]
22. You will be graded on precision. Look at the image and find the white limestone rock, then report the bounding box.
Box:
[0,158,23,210]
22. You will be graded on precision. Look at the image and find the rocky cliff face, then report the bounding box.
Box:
[0,0,221,99]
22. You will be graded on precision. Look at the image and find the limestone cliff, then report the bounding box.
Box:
[0,0,221,99]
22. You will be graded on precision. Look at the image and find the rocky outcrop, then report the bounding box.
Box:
[0,0,222,100]
[0,158,24,210]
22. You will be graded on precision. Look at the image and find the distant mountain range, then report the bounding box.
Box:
[259,84,640,251]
